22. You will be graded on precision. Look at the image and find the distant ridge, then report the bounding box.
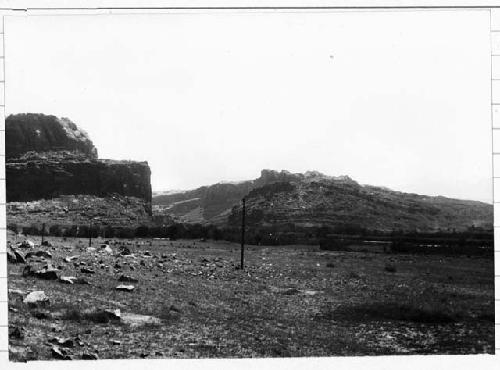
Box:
[153,169,492,232]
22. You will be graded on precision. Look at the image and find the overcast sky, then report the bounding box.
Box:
[4,10,493,202]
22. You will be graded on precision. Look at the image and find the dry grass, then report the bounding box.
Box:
[7,235,495,360]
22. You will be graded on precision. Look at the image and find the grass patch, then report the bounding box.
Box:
[57,304,119,324]
[323,287,479,324]
[335,301,460,323]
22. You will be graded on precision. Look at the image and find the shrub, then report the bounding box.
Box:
[384,264,397,273]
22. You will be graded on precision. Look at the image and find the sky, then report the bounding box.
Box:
[4,10,493,202]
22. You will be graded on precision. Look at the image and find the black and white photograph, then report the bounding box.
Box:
[3,8,496,361]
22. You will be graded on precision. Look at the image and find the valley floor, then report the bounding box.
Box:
[7,236,495,360]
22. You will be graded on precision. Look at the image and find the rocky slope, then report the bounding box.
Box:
[7,194,152,228]
[6,114,152,216]
[154,170,492,232]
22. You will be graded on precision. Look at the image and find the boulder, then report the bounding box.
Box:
[102,246,113,254]
[119,246,131,255]
[23,291,49,307]
[51,345,72,360]
[19,240,35,249]
[26,250,53,259]
[81,353,99,360]
[8,247,26,264]
[116,284,135,292]
[59,276,77,284]
[7,249,17,263]
[73,277,90,285]
[103,308,121,321]
[80,267,95,274]
[8,289,26,297]
[9,326,24,340]
[121,313,161,328]
[48,337,74,348]
[35,267,59,280]
[64,255,79,263]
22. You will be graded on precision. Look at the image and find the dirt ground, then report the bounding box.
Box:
[7,234,496,361]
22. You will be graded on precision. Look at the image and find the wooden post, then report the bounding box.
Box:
[240,198,246,270]
[89,223,92,248]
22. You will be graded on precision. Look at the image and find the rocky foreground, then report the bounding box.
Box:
[7,234,495,360]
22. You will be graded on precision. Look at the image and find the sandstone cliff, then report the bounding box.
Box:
[6,113,98,159]
[5,114,152,215]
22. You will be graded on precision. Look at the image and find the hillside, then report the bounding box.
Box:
[154,170,492,232]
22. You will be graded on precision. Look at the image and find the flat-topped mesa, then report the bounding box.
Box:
[6,113,98,159]
[255,169,357,186]
[5,113,152,214]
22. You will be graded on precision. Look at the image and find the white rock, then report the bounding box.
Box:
[115,284,135,292]
[59,276,77,284]
[23,291,49,306]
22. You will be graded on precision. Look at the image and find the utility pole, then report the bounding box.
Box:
[240,198,246,270]
[88,222,92,248]
[41,223,45,245]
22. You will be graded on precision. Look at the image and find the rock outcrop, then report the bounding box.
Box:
[226,173,493,232]
[5,114,152,215]
[6,114,98,159]
[153,169,493,232]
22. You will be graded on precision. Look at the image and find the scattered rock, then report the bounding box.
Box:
[23,291,49,307]
[9,326,24,340]
[19,240,35,249]
[26,250,53,259]
[302,290,321,296]
[8,289,26,297]
[118,275,138,283]
[121,313,161,327]
[102,245,113,254]
[73,277,90,285]
[10,247,27,264]
[169,304,182,313]
[32,310,51,320]
[49,337,74,348]
[103,308,121,321]
[59,276,77,284]
[116,284,135,292]
[51,345,72,360]
[119,246,131,255]
[22,265,37,277]
[64,255,79,263]
[7,248,17,263]
[35,267,59,280]
[81,352,99,360]
[111,340,121,345]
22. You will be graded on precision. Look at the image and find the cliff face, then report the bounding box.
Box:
[6,114,98,159]
[5,114,152,215]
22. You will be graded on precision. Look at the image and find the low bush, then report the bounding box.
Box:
[384,264,397,273]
